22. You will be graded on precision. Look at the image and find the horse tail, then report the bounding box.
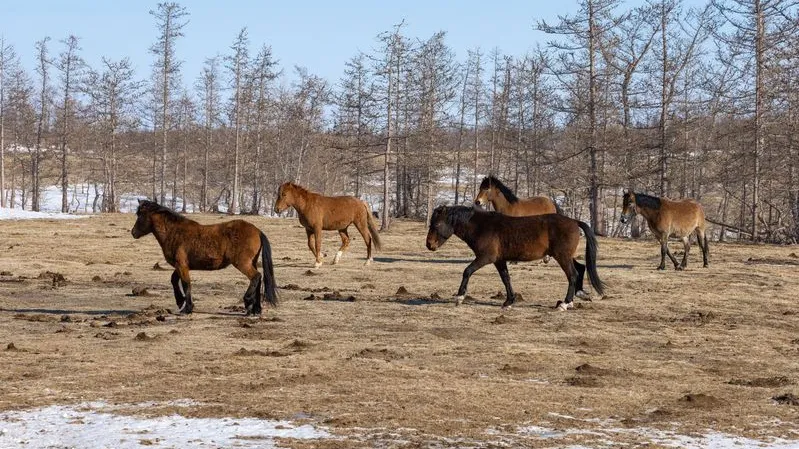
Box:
[259,231,278,307]
[576,220,606,297]
[364,202,382,251]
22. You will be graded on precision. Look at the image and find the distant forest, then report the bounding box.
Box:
[1,1,798,242]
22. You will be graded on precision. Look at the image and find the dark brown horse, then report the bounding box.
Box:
[474,176,559,216]
[426,205,605,311]
[620,191,709,270]
[131,200,277,315]
[274,182,381,268]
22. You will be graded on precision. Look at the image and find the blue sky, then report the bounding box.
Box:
[2,0,707,87]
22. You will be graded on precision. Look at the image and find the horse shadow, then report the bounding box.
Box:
[374,257,473,265]
[1,307,140,316]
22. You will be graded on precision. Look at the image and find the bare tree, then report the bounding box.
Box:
[55,35,85,212]
[149,1,189,205]
[0,37,18,208]
[32,37,52,212]
[196,56,221,212]
[226,27,249,214]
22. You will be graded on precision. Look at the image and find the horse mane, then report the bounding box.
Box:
[634,193,661,210]
[440,205,475,227]
[480,176,519,203]
[138,200,190,223]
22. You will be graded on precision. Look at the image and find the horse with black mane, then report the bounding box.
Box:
[274,182,381,268]
[131,200,277,315]
[620,191,708,270]
[426,205,605,311]
[475,176,560,216]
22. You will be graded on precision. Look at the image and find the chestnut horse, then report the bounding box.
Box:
[474,176,560,216]
[620,191,709,270]
[131,200,277,315]
[426,205,605,311]
[274,182,381,268]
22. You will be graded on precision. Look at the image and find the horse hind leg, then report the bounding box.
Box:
[237,261,263,315]
[334,228,351,264]
[573,260,590,301]
[174,265,193,314]
[696,228,709,267]
[353,220,373,265]
[494,261,516,309]
[170,270,185,309]
[554,255,577,311]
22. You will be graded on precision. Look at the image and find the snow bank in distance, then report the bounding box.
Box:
[0,207,87,220]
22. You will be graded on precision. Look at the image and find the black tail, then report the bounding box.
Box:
[260,232,278,307]
[576,221,606,296]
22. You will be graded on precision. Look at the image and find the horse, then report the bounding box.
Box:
[426,205,605,311]
[474,176,560,216]
[620,190,709,270]
[131,200,277,315]
[273,182,382,268]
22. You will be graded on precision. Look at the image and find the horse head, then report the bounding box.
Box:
[474,177,494,208]
[274,182,295,214]
[131,199,159,238]
[620,190,637,224]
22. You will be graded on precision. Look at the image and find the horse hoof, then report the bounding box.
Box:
[313,261,323,269]
[542,255,551,264]
[676,266,684,271]
[454,295,465,306]
[364,258,373,266]
[555,301,568,311]
[657,266,666,271]
[575,290,592,301]
[703,264,709,268]
[333,251,343,264]
[501,304,512,311]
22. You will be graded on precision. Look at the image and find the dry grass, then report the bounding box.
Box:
[0,213,798,447]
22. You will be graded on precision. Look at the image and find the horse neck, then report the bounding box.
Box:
[637,205,660,223]
[150,214,175,248]
[490,190,513,213]
[451,213,476,245]
[288,190,311,217]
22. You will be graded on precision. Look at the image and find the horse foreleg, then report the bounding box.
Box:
[494,261,516,309]
[306,230,320,268]
[678,236,690,270]
[313,228,323,268]
[334,228,350,265]
[170,270,185,309]
[455,258,490,306]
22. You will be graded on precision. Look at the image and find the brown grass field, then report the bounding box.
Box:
[0,213,797,447]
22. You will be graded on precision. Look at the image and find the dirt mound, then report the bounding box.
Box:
[303,270,319,276]
[746,257,799,266]
[94,332,120,340]
[152,262,169,271]
[729,376,792,388]
[134,332,157,341]
[304,291,356,302]
[395,286,410,296]
[491,315,511,325]
[360,283,376,290]
[351,347,405,361]
[499,364,528,374]
[575,363,610,376]
[281,284,302,290]
[6,342,19,351]
[127,287,159,297]
[565,376,600,387]
[680,311,715,325]
[772,393,799,406]
[38,271,67,287]
[679,393,727,409]
[234,348,286,357]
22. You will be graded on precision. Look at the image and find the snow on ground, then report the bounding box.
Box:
[0,401,330,449]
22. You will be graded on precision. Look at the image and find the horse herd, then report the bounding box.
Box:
[130,176,710,314]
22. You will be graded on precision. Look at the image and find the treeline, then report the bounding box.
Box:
[0,1,797,242]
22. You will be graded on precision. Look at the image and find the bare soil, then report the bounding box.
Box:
[0,214,797,447]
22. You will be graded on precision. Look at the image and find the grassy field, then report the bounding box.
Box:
[0,213,797,447]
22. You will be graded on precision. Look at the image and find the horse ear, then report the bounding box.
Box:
[138,199,143,205]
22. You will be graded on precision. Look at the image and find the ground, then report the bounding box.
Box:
[0,213,797,448]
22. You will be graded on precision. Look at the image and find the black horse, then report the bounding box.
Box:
[131,200,277,315]
[426,205,605,310]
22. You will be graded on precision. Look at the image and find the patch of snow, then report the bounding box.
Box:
[0,401,330,449]
[0,207,86,220]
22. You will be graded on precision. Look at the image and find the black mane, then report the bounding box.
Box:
[138,200,189,223]
[634,193,661,210]
[480,176,519,203]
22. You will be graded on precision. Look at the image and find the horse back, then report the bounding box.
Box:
[178,219,261,270]
[474,213,577,261]
[507,196,557,217]
[660,198,706,237]
[305,194,366,231]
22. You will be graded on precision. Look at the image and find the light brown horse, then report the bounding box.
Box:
[620,191,709,270]
[426,206,605,311]
[474,176,559,216]
[274,182,382,268]
[131,200,277,315]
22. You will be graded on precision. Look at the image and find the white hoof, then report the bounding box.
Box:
[543,255,551,264]
[575,290,591,301]
[313,261,322,269]
[556,301,573,311]
[364,258,373,266]
[333,251,343,264]
[454,295,465,306]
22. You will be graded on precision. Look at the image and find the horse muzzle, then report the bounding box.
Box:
[426,238,439,251]
[131,228,142,239]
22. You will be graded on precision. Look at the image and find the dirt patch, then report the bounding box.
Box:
[134,332,157,341]
[491,315,511,325]
[565,376,600,387]
[395,286,410,296]
[234,348,287,357]
[303,270,320,276]
[745,257,799,266]
[772,393,799,406]
[94,332,121,340]
[5,342,20,351]
[729,377,792,388]
[14,314,59,323]
[575,363,610,376]
[499,364,528,374]
[679,311,715,325]
[360,283,376,290]
[304,292,356,302]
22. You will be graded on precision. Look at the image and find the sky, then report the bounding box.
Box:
[2,0,707,89]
